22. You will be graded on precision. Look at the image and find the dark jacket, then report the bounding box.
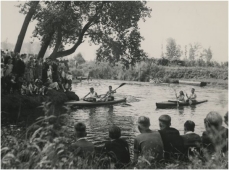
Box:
[12,58,25,76]
[159,127,185,159]
[202,126,228,154]
[104,139,130,168]
[181,132,201,156]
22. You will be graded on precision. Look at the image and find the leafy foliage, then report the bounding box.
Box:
[18,1,151,67]
[165,38,182,59]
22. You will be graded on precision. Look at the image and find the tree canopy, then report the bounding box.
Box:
[18,1,151,67]
[165,38,182,60]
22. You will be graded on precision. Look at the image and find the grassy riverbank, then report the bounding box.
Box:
[70,61,228,87]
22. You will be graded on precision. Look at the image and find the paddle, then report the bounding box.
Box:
[169,84,179,107]
[99,83,126,101]
[185,92,193,105]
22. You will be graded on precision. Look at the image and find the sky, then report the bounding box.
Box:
[1,1,228,62]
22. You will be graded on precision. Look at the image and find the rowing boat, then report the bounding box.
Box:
[156,100,208,109]
[65,98,126,106]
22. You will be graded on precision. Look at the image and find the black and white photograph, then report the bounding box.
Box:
[1,0,228,169]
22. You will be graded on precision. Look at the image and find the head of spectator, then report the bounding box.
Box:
[74,122,87,139]
[184,120,195,134]
[224,112,228,126]
[159,115,171,130]
[10,51,14,57]
[137,116,150,133]
[8,59,12,64]
[109,125,121,140]
[204,111,223,132]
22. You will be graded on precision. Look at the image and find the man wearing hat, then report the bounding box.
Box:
[133,116,164,164]
[158,115,185,160]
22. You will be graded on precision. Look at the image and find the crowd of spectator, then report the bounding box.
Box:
[72,111,228,168]
[1,49,72,95]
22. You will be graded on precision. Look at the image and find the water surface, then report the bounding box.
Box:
[70,79,228,154]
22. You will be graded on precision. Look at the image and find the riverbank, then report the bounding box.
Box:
[71,62,228,88]
[1,90,79,124]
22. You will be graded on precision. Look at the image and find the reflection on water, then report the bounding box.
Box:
[70,80,228,151]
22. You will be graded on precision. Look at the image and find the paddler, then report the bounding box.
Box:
[186,88,197,102]
[105,86,116,101]
[83,87,100,102]
[176,91,186,103]
[99,86,116,102]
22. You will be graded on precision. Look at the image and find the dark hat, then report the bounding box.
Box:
[90,87,94,90]
[138,116,150,127]
[159,115,171,124]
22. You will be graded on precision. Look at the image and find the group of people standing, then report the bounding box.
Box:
[1,50,72,95]
[71,111,228,168]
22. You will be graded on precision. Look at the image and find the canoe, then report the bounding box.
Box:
[156,100,208,109]
[178,80,207,87]
[65,98,126,106]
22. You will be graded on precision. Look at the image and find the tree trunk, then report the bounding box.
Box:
[53,3,104,59]
[37,31,55,59]
[14,1,39,53]
[49,26,62,59]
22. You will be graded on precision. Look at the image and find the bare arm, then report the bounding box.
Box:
[83,92,90,99]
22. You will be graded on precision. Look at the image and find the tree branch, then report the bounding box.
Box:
[54,2,105,58]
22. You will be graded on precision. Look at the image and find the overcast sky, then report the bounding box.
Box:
[1,1,228,62]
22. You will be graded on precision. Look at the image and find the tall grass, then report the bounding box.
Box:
[1,103,228,169]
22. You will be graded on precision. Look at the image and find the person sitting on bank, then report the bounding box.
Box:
[176,91,186,103]
[83,87,100,102]
[103,125,130,168]
[133,116,164,164]
[224,112,228,126]
[202,111,228,156]
[70,122,94,158]
[186,88,197,102]
[158,115,185,160]
[181,120,201,157]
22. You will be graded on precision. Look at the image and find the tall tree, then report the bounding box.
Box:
[202,47,213,62]
[165,38,182,60]
[189,43,202,60]
[74,53,85,65]
[14,1,39,53]
[27,1,151,66]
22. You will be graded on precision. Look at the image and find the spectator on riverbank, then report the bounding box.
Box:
[45,78,60,91]
[224,112,228,126]
[42,58,49,83]
[103,125,130,168]
[202,111,228,155]
[12,53,25,78]
[134,116,164,164]
[181,120,201,157]
[70,122,94,158]
[65,71,72,91]
[26,57,35,82]
[47,65,53,80]
[158,115,185,160]
[34,58,43,80]
[4,59,13,77]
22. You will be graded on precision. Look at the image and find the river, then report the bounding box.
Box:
[69,79,228,154]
